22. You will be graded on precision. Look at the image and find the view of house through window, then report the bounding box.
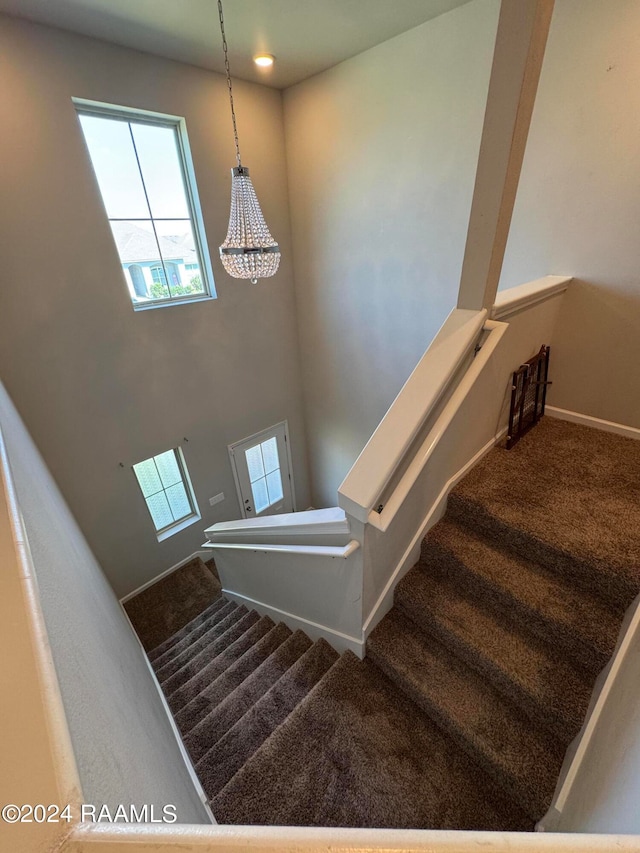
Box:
[76,105,214,308]
[133,448,199,536]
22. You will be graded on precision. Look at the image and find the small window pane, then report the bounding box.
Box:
[146,491,174,530]
[165,482,192,521]
[245,445,265,483]
[251,477,270,514]
[155,450,182,488]
[266,469,283,505]
[151,266,167,286]
[154,220,204,296]
[133,458,162,498]
[130,122,190,219]
[110,220,170,300]
[261,437,279,475]
[79,114,149,219]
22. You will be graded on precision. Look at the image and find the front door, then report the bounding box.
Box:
[228,422,294,518]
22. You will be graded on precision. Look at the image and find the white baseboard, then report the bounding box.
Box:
[222,588,364,658]
[119,602,216,824]
[546,406,640,441]
[120,550,212,603]
[362,428,507,641]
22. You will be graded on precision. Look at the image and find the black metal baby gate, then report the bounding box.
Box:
[506,345,551,450]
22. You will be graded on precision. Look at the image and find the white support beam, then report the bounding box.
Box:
[457,0,555,311]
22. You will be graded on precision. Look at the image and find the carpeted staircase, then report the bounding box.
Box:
[143,417,640,829]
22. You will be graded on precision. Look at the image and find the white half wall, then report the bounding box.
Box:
[361,286,566,634]
[0,381,210,824]
[284,0,500,507]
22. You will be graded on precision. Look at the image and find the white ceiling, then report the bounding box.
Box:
[0,0,472,89]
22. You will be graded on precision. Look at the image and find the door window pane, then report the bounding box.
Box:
[261,437,279,474]
[266,469,284,505]
[251,478,270,514]
[246,445,265,483]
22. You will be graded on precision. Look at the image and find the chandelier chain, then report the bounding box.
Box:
[217,0,242,169]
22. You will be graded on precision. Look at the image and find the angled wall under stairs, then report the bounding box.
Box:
[134,416,640,829]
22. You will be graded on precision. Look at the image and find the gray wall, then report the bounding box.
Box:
[283,0,500,507]
[500,0,640,428]
[0,14,309,598]
[0,381,210,823]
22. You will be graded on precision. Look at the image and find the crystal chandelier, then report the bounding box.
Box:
[217,0,281,284]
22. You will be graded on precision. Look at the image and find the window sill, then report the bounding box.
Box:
[156,514,202,542]
[133,294,216,312]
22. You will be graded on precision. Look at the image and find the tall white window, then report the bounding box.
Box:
[133,448,200,540]
[75,102,215,308]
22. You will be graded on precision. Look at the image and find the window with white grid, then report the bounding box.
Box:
[133,448,199,537]
[75,101,215,309]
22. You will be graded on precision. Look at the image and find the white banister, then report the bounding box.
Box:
[204,540,360,559]
[338,307,487,522]
[368,319,508,533]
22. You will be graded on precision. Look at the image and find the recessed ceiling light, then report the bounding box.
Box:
[253,54,275,68]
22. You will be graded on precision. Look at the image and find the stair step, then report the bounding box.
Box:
[196,638,338,800]
[425,516,620,678]
[165,614,271,706]
[367,609,563,820]
[447,419,640,613]
[181,623,292,761]
[148,596,227,663]
[151,599,236,671]
[156,604,247,683]
[183,631,312,760]
[396,559,592,744]
[212,651,533,830]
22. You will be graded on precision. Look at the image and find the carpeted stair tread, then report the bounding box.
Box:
[212,651,533,830]
[181,623,293,760]
[156,604,248,683]
[165,614,272,706]
[151,599,238,670]
[448,418,640,610]
[124,556,221,651]
[367,609,563,820]
[424,516,620,677]
[196,638,339,800]
[148,595,228,663]
[396,562,591,744]
[182,631,312,759]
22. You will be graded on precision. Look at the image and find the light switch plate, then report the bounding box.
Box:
[209,492,225,507]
